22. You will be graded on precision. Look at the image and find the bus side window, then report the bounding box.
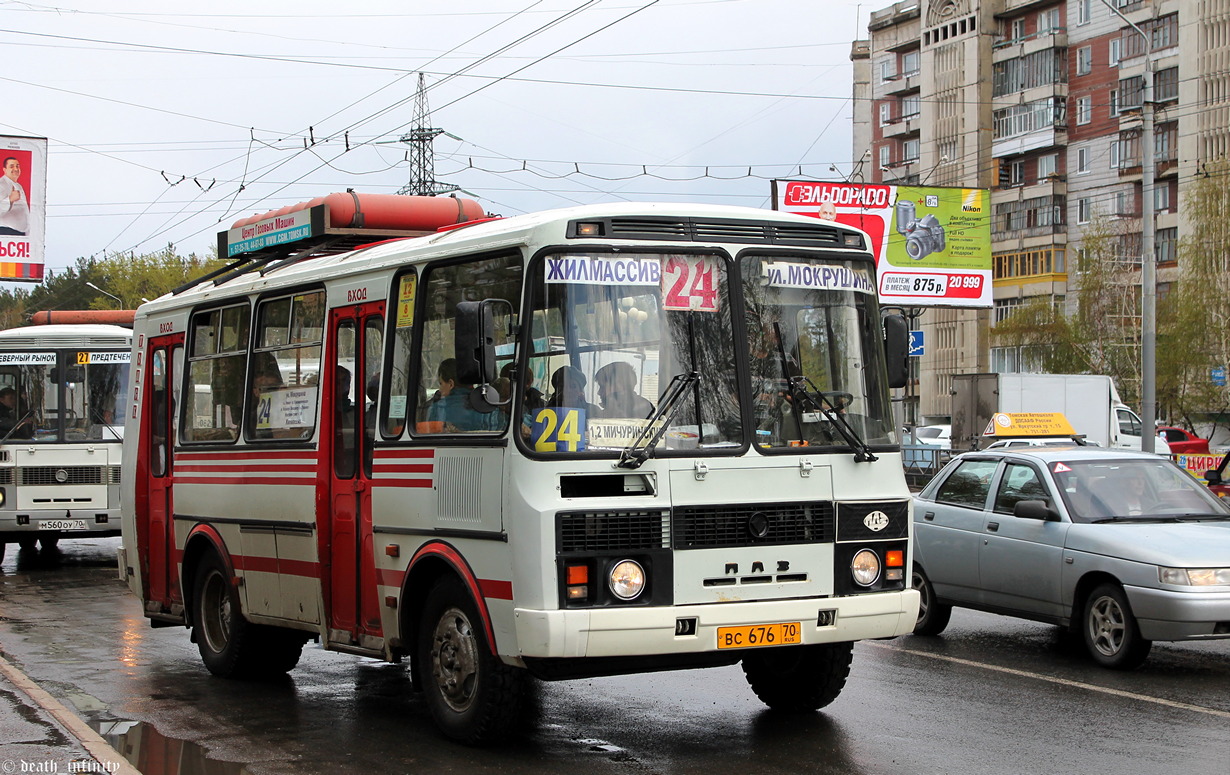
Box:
[184,303,250,443]
[413,253,522,435]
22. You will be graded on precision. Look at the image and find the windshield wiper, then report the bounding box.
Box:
[616,370,699,469]
[770,323,875,462]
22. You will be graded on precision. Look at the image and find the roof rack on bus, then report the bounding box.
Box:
[192,191,487,292]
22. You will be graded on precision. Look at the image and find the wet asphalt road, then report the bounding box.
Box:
[1,536,1227,775]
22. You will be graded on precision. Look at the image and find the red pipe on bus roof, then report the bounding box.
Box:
[29,310,137,327]
[230,192,485,231]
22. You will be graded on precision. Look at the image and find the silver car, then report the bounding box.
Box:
[912,446,1230,669]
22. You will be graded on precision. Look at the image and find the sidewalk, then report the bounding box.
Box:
[0,654,139,775]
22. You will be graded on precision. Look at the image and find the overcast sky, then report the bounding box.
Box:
[2,0,870,280]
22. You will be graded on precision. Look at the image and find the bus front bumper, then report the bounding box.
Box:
[514,589,920,659]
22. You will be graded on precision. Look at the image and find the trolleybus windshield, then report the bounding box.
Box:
[524,251,740,455]
[740,253,896,451]
[0,349,130,442]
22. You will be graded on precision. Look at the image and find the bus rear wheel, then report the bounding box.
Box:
[741,642,854,712]
[415,577,529,744]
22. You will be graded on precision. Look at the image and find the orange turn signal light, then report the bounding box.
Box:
[885,550,904,568]
[566,564,589,585]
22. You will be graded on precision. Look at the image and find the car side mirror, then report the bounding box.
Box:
[1205,469,1222,486]
[1014,499,1059,521]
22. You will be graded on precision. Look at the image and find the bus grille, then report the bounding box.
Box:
[558,510,669,552]
[0,468,12,484]
[110,466,122,484]
[673,501,836,549]
[18,466,106,486]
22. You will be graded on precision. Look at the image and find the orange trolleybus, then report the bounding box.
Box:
[120,194,917,743]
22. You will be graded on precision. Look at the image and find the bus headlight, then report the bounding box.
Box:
[608,559,646,600]
[851,549,881,587]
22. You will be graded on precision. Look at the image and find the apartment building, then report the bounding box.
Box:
[854,0,1211,422]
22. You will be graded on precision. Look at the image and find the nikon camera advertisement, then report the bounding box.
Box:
[771,180,992,309]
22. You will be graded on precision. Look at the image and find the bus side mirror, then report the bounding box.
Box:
[883,313,908,389]
[455,300,498,386]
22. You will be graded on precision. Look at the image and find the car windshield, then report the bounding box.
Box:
[0,350,130,442]
[1049,458,1230,522]
[739,253,896,450]
[523,251,740,454]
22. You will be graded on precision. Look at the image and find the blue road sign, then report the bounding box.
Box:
[1213,366,1226,387]
[909,330,925,357]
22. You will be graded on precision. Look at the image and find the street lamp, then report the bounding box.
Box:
[85,281,124,308]
[1101,0,1156,452]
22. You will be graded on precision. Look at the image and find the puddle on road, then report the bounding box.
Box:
[96,720,253,775]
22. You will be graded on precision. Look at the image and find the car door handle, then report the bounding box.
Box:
[987,521,999,532]
[923,511,935,521]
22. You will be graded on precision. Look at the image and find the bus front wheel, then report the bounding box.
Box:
[741,642,854,712]
[415,577,529,744]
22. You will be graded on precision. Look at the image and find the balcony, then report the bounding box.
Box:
[880,72,920,96]
[992,30,1068,61]
[881,115,921,138]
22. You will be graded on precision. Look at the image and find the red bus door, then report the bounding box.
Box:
[322,302,385,645]
[137,334,183,612]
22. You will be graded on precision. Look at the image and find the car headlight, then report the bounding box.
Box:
[1159,567,1230,586]
[608,559,646,600]
[851,549,881,587]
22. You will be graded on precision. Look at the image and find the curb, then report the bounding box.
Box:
[0,655,141,775]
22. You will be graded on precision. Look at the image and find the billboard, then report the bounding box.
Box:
[0,135,47,282]
[772,180,992,308]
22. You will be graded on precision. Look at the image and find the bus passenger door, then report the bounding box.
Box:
[322,303,385,645]
[139,334,183,611]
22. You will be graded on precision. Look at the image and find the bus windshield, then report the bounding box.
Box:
[0,350,129,442]
[524,251,740,454]
[740,253,896,450]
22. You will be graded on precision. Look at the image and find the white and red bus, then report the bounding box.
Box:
[0,320,131,562]
[120,197,918,743]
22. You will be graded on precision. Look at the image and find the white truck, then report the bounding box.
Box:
[950,373,1168,454]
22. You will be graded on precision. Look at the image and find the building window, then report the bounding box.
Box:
[1037,153,1058,179]
[879,145,891,169]
[1076,46,1092,75]
[1009,159,1025,186]
[880,103,892,127]
[1039,8,1061,34]
[1154,185,1170,213]
[1118,76,1144,111]
[1109,38,1121,66]
[902,138,920,162]
[993,49,1067,97]
[1156,123,1177,161]
[1114,190,1128,215]
[1109,89,1120,117]
[1155,67,1178,102]
[901,50,920,76]
[1150,13,1178,50]
[1077,0,1091,25]
[1077,147,1090,174]
[901,94,920,119]
[1076,96,1091,125]
[881,59,897,82]
[1077,198,1091,223]
[1155,227,1177,263]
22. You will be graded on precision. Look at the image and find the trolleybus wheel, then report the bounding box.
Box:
[39,537,59,551]
[741,641,853,712]
[416,576,529,744]
[193,553,262,678]
[18,538,37,552]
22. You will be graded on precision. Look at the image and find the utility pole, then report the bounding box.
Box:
[1102,1,1155,451]
[397,73,461,197]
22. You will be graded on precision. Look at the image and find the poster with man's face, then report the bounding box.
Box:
[0,135,48,282]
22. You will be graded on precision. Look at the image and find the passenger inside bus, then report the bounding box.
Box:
[546,365,596,414]
[249,370,284,439]
[424,358,500,433]
[594,362,653,419]
[0,387,34,439]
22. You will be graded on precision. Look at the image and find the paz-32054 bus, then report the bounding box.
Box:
[0,321,130,562]
[120,197,918,744]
